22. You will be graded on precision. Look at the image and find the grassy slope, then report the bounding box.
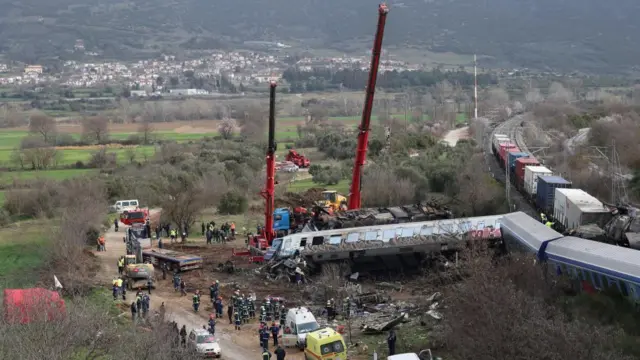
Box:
[0,168,97,184]
[0,222,49,288]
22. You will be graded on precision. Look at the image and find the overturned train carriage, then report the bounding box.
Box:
[306,201,453,231]
[268,214,502,274]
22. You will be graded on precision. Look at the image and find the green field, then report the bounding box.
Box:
[286,178,349,194]
[0,145,157,167]
[0,222,49,287]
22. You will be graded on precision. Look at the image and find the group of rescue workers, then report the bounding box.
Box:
[203,221,236,244]
[540,212,556,229]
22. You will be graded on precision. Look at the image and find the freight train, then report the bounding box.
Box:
[491,133,615,235]
[501,211,640,304]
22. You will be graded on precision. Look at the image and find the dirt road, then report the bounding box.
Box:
[93,215,259,360]
[443,126,470,146]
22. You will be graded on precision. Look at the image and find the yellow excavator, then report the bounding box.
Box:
[316,190,347,212]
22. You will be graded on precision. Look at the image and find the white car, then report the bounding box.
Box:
[188,329,221,358]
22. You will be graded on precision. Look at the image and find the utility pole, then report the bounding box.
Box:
[474,54,478,119]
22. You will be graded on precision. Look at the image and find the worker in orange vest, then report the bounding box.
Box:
[230,222,236,237]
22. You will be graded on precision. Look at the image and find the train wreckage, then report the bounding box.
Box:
[256,214,503,277]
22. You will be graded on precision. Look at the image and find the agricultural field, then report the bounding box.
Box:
[0,221,49,287]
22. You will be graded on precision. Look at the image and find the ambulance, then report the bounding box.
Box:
[304,327,347,360]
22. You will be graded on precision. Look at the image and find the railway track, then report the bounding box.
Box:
[483,113,538,217]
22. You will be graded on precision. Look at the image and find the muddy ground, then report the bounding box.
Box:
[96,215,437,360]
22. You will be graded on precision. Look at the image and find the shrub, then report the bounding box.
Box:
[218,191,248,215]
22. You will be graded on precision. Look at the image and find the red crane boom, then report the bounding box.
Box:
[260,81,277,243]
[348,3,389,210]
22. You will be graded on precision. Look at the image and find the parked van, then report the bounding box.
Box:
[304,327,347,360]
[281,307,320,349]
[110,200,139,213]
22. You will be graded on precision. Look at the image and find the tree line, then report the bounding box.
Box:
[282,67,498,92]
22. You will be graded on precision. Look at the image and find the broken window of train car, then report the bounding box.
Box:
[329,235,341,245]
[592,272,602,288]
[382,230,395,242]
[619,280,629,296]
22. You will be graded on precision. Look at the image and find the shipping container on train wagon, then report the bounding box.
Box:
[536,176,572,214]
[553,188,613,230]
[507,151,528,170]
[515,157,540,188]
[498,143,520,168]
[498,143,518,165]
[524,166,553,196]
[492,134,510,153]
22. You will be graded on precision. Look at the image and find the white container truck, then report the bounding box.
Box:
[553,188,612,230]
[523,166,553,196]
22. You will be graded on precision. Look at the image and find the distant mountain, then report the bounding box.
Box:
[0,0,638,73]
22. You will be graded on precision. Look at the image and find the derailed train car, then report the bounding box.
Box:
[306,201,453,231]
[501,211,640,304]
[265,214,502,274]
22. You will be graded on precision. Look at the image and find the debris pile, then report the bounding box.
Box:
[275,188,326,208]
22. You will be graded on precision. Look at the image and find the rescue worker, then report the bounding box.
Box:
[241,297,249,324]
[249,297,256,319]
[193,291,201,312]
[147,277,153,295]
[180,325,187,347]
[201,222,205,236]
[387,329,397,355]
[260,328,270,349]
[112,283,119,300]
[214,296,223,318]
[114,218,119,232]
[279,305,286,327]
[260,305,267,323]
[180,279,187,296]
[545,221,554,228]
[130,301,137,323]
[173,273,180,291]
[265,298,272,322]
[234,310,241,330]
[142,294,150,318]
[230,222,236,237]
[122,280,127,301]
[158,237,163,249]
[117,256,124,275]
[326,298,335,321]
[170,229,177,243]
[210,281,219,300]
[270,322,280,347]
[540,213,547,223]
[117,277,123,295]
[228,303,234,324]
[208,314,216,335]
[98,236,106,251]
[274,345,286,360]
[136,293,142,313]
[262,348,272,360]
[161,263,167,280]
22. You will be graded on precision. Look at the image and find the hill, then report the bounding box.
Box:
[1,0,639,73]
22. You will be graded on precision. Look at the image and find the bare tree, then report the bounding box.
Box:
[548,82,574,103]
[82,116,110,143]
[218,118,236,139]
[453,153,506,216]
[28,113,57,143]
[138,120,155,144]
[0,104,27,128]
[362,167,416,207]
[525,88,544,105]
[437,245,634,360]
[124,147,137,164]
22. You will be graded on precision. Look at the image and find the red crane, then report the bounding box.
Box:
[348,3,389,210]
[260,81,278,244]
